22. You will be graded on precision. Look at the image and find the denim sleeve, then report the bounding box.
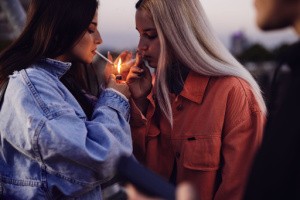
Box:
[37,89,132,185]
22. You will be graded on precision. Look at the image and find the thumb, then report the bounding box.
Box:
[109,74,116,81]
[107,74,116,88]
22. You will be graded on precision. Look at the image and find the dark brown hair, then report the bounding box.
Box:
[0,0,99,88]
[135,0,145,8]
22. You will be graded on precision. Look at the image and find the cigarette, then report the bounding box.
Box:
[95,50,114,65]
[143,60,151,68]
[95,50,151,68]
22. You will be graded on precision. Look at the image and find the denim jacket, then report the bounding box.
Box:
[0,58,132,199]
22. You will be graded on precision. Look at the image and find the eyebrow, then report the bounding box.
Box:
[91,22,98,26]
[136,28,156,32]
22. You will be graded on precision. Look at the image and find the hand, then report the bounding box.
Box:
[119,51,134,80]
[125,182,198,200]
[175,183,198,200]
[126,54,152,100]
[104,51,116,83]
[104,51,133,83]
[124,184,161,200]
[107,74,131,99]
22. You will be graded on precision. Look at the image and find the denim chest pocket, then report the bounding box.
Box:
[182,135,221,171]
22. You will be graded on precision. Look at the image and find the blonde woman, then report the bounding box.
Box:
[126,0,266,199]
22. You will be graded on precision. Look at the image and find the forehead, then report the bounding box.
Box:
[135,9,156,31]
[92,10,98,22]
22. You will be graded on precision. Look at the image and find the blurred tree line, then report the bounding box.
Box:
[236,43,291,63]
[234,42,292,106]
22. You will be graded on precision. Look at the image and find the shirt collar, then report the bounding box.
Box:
[180,71,210,104]
[37,58,72,78]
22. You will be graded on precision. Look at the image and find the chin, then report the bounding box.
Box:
[148,61,157,68]
[257,20,288,31]
[256,18,269,31]
[82,57,94,64]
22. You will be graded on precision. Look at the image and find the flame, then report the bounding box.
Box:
[117,58,122,74]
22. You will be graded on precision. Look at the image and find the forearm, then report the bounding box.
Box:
[38,89,132,182]
[133,97,149,116]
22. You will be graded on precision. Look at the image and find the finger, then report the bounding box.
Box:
[118,51,129,61]
[134,52,142,66]
[107,74,117,88]
[126,74,142,84]
[117,80,127,84]
[107,51,114,64]
[127,68,144,79]
[108,74,116,82]
[125,51,133,61]
[127,73,142,80]
[139,64,151,77]
[131,66,144,73]
[176,182,198,200]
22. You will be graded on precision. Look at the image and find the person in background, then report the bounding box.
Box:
[126,0,266,199]
[244,0,300,199]
[0,0,132,199]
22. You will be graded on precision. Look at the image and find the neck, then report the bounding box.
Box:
[55,54,71,62]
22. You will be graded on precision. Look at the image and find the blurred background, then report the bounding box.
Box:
[0,0,299,102]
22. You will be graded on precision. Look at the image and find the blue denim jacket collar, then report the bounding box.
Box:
[38,58,72,78]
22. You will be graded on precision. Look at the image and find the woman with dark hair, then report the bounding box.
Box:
[0,0,132,199]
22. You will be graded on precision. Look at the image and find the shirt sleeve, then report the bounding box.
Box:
[214,81,266,200]
[129,93,156,163]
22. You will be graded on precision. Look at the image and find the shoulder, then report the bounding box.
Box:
[210,76,254,97]
[210,76,250,91]
[210,76,261,113]
[8,68,79,118]
[26,66,59,87]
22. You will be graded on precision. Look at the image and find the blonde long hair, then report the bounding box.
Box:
[136,0,266,126]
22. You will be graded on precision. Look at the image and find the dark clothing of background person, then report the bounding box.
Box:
[244,40,300,200]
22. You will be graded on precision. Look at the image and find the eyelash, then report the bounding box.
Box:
[88,29,95,34]
[147,35,157,40]
[140,34,157,40]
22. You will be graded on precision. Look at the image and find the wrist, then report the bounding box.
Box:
[133,97,149,115]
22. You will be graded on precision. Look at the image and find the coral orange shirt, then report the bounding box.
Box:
[130,71,265,200]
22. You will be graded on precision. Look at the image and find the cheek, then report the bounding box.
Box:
[78,34,92,50]
[71,35,93,62]
[256,1,283,29]
[152,41,161,59]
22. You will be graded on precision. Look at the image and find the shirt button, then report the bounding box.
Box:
[175,152,181,159]
[176,104,183,111]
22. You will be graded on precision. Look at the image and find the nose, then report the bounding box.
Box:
[137,38,148,52]
[95,30,102,45]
